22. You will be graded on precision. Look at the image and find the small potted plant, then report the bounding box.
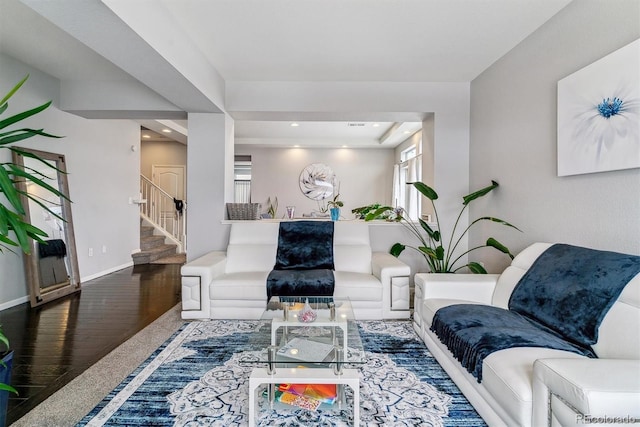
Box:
[327,194,343,221]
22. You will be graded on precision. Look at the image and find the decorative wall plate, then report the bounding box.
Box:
[299,163,335,200]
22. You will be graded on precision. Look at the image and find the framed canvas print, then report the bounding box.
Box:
[557,38,640,177]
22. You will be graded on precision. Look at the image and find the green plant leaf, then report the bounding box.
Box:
[5,211,29,253]
[467,262,488,274]
[0,165,24,214]
[486,237,515,259]
[9,164,69,201]
[418,246,437,259]
[389,243,405,257]
[418,218,440,242]
[365,206,394,221]
[435,245,445,260]
[0,128,62,146]
[0,383,18,395]
[463,180,499,205]
[472,216,522,232]
[0,74,29,106]
[0,101,52,131]
[413,181,438,200]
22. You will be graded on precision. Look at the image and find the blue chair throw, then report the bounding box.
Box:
[267,221,335,300]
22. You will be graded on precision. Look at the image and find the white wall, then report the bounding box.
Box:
[469,0,640,273]
[140,140,187,179]
[235,146,394,219]
[0,54,140,308]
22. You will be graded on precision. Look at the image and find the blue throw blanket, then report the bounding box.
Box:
[267,221,335,300]
[431,304,595,381]
[431,243,640,382]
[509,243,640,348]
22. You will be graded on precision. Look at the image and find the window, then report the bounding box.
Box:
[394,145,421,220]
[234,155,252,203]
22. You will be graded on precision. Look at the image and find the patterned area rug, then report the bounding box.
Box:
[79,320,486,426]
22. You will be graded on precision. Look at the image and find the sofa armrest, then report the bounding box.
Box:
[181,251,226,319]
[414,273,499,305]
[532,358,640,427]
[372,252,411,318]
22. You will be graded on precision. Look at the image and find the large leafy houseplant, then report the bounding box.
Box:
[364,180,521,274]
[0,75,66,397]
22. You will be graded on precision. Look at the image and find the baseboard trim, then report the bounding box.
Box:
[81,261,134,285]
[0,295,29,311]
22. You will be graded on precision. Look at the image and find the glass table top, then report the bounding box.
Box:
[244,296,365,367]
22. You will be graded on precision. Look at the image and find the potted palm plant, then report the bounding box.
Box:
[363,180,521,273]
[0,74,66,424]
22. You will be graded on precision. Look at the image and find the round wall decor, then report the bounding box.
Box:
[299,163,335,200]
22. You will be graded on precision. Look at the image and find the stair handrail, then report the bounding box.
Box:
[139,174,186,252]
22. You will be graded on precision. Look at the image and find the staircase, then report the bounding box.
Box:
[132,223,180,265]
[131,174,187,265]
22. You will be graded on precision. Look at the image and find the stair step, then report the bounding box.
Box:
[140,226,154,238]
[140,234,165,251]
[132,243,177,265]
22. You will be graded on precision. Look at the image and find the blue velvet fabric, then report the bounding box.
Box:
[430,304,595,382]
[509,243,640,348]
[266,269,335,300]
[267,221,336,300]
[274,221,335,270]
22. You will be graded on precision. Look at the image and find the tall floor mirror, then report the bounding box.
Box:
[12,148,81,307]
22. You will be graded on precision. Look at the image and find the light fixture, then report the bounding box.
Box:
[342,145,348,148]
[162,129,172,133]
[372,123,380,127]
[290,123,299,127]
[403,130,411,134]
[142,134,151,139]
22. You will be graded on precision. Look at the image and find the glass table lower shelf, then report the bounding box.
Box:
[244,296,364,426]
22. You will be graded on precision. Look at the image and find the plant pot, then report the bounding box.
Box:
[330,207,340,221]
[0,350,14,427]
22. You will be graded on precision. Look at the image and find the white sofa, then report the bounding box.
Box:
[413,242,640,427]
[181,221,411,320]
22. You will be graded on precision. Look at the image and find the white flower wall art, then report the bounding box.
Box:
[557,38,640,176]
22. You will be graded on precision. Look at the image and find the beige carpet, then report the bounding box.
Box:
[11,304,185,427]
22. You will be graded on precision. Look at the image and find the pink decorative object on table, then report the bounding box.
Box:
[298,299,317,323]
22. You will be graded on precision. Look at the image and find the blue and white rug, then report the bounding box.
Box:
[79,320,486,426]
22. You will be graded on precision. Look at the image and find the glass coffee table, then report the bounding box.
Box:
[245,296,365,426]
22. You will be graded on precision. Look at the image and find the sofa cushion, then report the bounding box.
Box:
[274,221,334,270]
[492,243,552,308]
[482,347,586,427]
[333,271,381,301]
[592,272,640,358]
[422,298,484,326]
[333,222,372,273]
[226,222,279,273]
[508,244,640,349]
[210,272,269,300]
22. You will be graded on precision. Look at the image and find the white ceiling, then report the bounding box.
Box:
[0,0,573,147]
[162,0,571,83]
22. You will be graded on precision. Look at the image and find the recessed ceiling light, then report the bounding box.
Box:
[293,145,300,148]
[290,123,299,127]
[403,130,412,134]
[142,134,151,139]
[342,145,348,148]
[162,129,172,133]
[372,123,380,127]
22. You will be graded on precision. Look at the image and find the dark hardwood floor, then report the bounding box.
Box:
[0,263,182,425]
